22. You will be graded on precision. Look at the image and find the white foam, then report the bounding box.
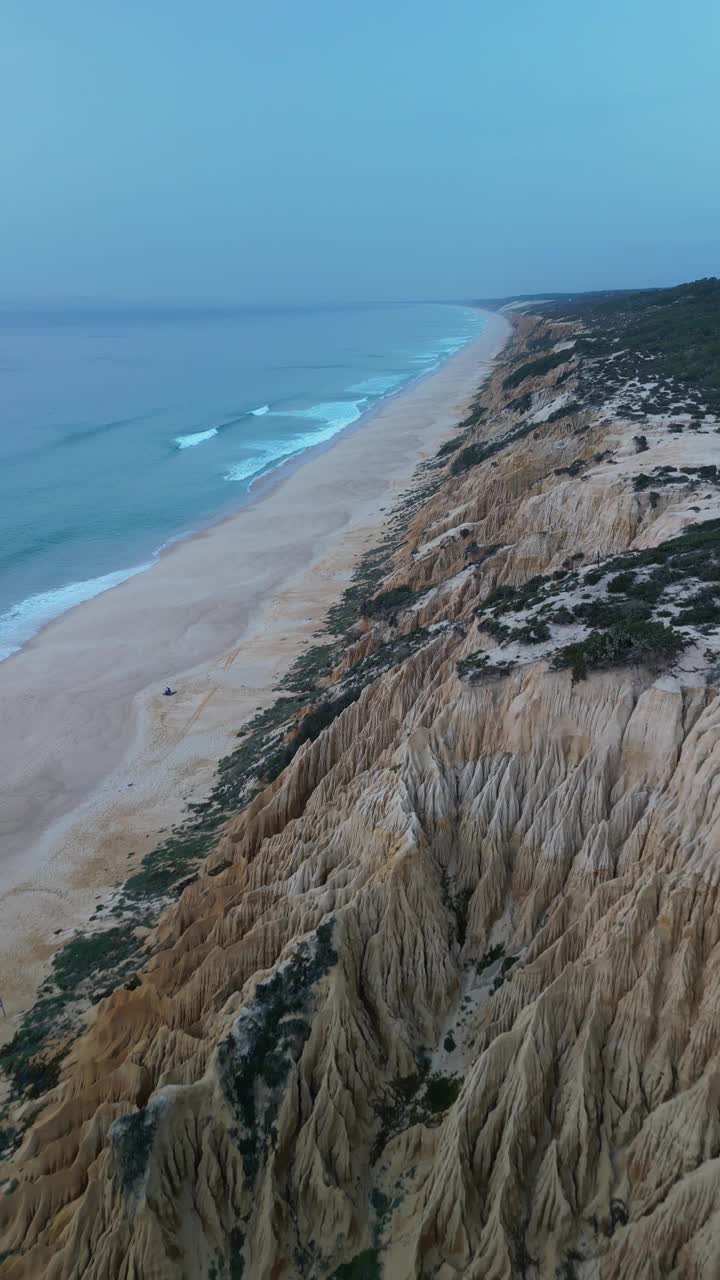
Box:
[225,400,367,485]
[282,399,366,429]
[174,427,218,449]
[348,373,407,396]
[436,335,469,350]
[0,562,153,661]
[250,404,270,416]
[224,443,293,484]
[410,336,469,370]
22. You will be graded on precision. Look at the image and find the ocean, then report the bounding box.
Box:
[0,301,486,659]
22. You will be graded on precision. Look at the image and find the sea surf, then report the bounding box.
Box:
[0,301,486,659]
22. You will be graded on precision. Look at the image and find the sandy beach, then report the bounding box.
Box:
[0,311,510,1032]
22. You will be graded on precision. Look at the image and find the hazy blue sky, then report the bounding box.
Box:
[2,0,718,303]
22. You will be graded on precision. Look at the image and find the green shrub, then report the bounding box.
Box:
[369,1188,390,1219]
[280,642,338,694]
[52,928,132,993]
[515,619,551,644]
[503,349,573,391]
[280,688,362,767]
[424,1073,461,1113]
[331,1250,381,1279]
[675,588,720,626]
[548,605,575,625]
[477,943,504,971]
[111,1105,159,1193]
[0,1127,18,1160]
[554,620,686,682]
[574,597,653,629]
[451,442,493,474]
[436,432,468,458]
[365,585,418,616]
[451,418,538,476]
[607,571,636,593]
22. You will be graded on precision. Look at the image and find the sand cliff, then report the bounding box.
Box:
[4,294,720,1278]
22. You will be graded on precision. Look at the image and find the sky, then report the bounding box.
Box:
[2,0,719,304]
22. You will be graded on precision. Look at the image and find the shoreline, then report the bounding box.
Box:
[0,310,510,1035]
[0,310,486,665]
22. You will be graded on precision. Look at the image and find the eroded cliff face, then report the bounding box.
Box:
[5,304,720,1279]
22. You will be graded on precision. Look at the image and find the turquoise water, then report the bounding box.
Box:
[0,302,485,658]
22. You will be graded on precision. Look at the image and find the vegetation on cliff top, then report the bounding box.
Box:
[459,517,720,684]
[540,276,720,401]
